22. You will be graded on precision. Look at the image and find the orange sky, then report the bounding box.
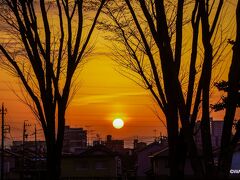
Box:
[0,45,233,148]
[0,53,167,147]
[0,1,239,148]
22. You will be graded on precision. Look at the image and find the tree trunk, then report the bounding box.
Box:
[201,47,214,176]
[44,114,62,180]
[46,141,61,180]
[166,113,179,178]
[199,0,215,176]
[163,65,182,177]
[181,126,204,176]
[177,80,204,176]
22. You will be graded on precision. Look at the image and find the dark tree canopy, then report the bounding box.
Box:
[212,81,240,111]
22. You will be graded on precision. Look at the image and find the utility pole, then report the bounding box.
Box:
[22,120,30,179]
[23,120,31,151]
[153,129,157,141]
[1,103,7,180]
[34,124,37,156]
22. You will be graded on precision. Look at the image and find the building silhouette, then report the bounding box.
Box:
[61,144,122,179]
[104,135,124,153]
[63,126,87,154]
[133,139,147,150]
[194,118,223,149]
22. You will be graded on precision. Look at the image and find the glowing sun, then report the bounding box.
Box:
[112,118,124,129]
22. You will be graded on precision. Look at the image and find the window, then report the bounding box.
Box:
[76,161,89,171]
[95,161,107,170]
[165,159,169,168]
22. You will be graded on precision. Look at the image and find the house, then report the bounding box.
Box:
[120,148,137,179]
[1,148,46,179]
[151,145,240,177]
[11,141,47,156]
[231,151,240,177]
[150,147,195,177]
[227,143,240,177]
[0,149,17,179]
[61,144,122,179]
[194,119,223,149]
[136,139,168,177]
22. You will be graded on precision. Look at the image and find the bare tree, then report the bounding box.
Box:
[100,0,227,177]
[197,0,224,175]
[0,0,106,179]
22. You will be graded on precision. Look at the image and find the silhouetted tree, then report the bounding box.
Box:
[197,0,224,175]
[100,0,226,177]
[217,0,240,176]
[212,81,240,111]
[212,80,240,177]
[0,0,106,179]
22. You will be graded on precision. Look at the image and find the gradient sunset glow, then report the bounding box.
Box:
[0,0,239,149]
